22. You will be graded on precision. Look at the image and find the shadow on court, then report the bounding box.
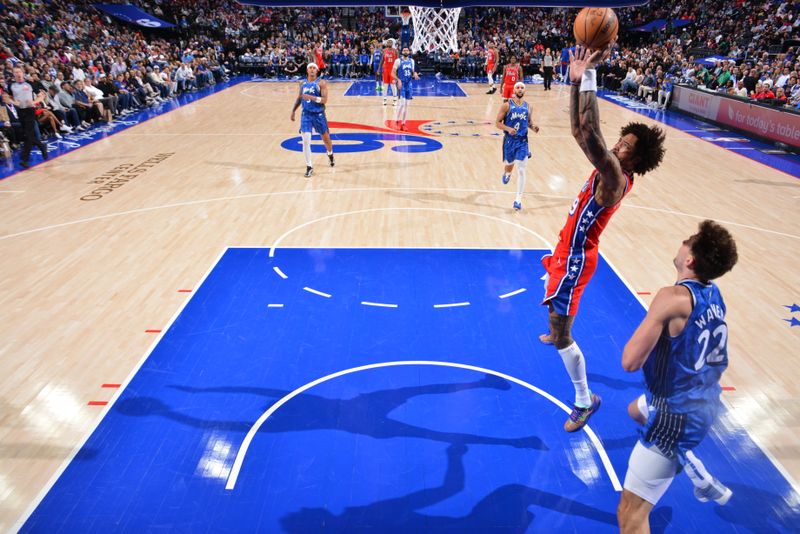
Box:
[279,443,618,532]
[115,373,548,450]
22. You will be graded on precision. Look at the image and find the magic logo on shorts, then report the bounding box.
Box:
[281,121,443,154]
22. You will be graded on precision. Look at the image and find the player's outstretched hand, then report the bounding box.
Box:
[290,111,296,122]
[569,44,612,84]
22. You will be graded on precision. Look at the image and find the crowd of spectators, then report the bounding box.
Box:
[0,0,231,160]
[0,0,798,162]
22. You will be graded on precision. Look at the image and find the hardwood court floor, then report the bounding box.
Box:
[0,79,798,529]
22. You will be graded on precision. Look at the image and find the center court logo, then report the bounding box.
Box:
[281,121,443,154]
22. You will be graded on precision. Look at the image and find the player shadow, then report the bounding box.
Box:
[587,372,642,391]
[279,444,617,532]
[713,482,800,531]
[115,373,548,450]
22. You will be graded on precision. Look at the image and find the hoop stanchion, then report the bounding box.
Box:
[409,6,461,53]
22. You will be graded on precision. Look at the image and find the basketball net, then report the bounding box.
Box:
[408,6,461,53]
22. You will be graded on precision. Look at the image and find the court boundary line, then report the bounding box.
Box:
[2,187,797,243]
[224,360,622,492]
[12,247,230,531]
[267,206,555,258]
[600,252,800,496]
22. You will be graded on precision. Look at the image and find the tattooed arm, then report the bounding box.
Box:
[569,46,625,202]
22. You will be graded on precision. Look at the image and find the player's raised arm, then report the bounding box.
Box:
[621,286,691,372]
[569,45,625,194]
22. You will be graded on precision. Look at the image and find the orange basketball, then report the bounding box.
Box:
[573,7,618,50]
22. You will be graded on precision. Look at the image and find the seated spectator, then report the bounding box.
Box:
[734,79,749,97]
[752,82,775,101]
[773,86,788,105]
[56,83,90,130]
[45,85,80,131]
[85,77,118,120]
[0,94,18,147]
[176,63,196,92]
[637,68,656,101]
[620,66,639,95]
[73,79,108,123]
[657,75,673,109]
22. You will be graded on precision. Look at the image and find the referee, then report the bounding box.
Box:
[10,66,48,168]
[542,48,554,91]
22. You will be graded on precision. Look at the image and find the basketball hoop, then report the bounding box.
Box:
[408,6,461,54]
[400,8,411,26]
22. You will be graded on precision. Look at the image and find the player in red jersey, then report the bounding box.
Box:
[380,38,399,106]
[314,42,326,75]
[485,44,498,94]
[540,45,666,432]
[500,56,523,101]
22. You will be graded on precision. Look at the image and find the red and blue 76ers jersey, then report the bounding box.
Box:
[555,169,633,255]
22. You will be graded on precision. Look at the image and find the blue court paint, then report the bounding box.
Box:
[22,248,800,532]
[345,79,467,97]
[281,132,442,153]
[597,90,800,178]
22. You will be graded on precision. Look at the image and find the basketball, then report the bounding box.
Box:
[573,7,618,50]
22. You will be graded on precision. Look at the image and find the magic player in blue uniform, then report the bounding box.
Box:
[371,44,383,94]
[391,47,420,130]
[290,63,334,178]
[617,220,739,533]
[495,81,539,211]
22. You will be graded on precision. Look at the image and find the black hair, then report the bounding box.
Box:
[620,122,666,175]
[689,220,739,282]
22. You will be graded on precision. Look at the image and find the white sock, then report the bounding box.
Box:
[382,83,388,97]
[301,132,313,167]
[684,450,712,489]
[557,342,591,407]
[488,73,494,86]
[516,159,527,202]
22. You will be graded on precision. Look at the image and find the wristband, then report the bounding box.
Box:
[315,97,322,103]
[580,69,597,92]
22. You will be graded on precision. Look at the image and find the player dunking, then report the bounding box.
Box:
[485,44,498,94]
[495,81,539,210]
[617,221,738,532]
[500,55,523,102]
[290,63,335,178]
[540,45,666,432]
[392,47,420,130]
[380,38,398,106]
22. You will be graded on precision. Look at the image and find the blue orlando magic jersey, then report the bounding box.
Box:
[503,100,528,139]
[372,49,383,70]
[641,279,728,456]
[397,58,415,82]
[301,79,324,114]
